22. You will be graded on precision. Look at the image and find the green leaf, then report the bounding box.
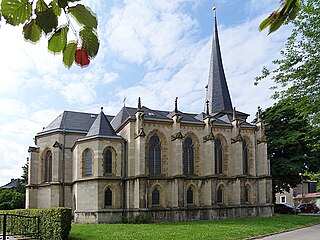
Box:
[36,7,58,34]
[51,0,62,16]
[259,17,272,32]
[1,0,32,26]
[58,0,68,8]
[63,41,77,68]
[288,4,300,21]
[48,25,69,53]
[269,17,286,35]
[69,4,97,29]
[36,0,48,13]
[284,0,298,13]
[23,19,42,43]
[79,27,99,58]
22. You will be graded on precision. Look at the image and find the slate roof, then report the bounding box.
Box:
[38,105,254,137]
[205,14,233,115]
[1,178,25,189]
[38,111,114,135]
[84,109,120,139]
[111,106,204,131]
[110,107,136,132]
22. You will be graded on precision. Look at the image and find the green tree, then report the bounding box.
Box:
[21,158,29,185]
[304,171,320,192]
[0,159,29,210]
[256,0,320,125]
[264,98,320,193]
[0,189,25,210]
[0,0,99,68]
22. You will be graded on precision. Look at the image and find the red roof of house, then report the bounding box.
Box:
[294,192,320,199]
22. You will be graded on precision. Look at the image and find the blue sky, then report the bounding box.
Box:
[0,0,292,186]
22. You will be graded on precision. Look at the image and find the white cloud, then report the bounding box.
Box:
[0,139,27,186]
[0,98,29,118]
[114,11,290,119]
[61,82,97,105]
[101,72,120,84]
[0,107,61,186]
[31,109,63,127]
[105,0,197,67]
[246,0,279,15]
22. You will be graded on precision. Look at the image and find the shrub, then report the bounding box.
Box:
[0,207,72,240]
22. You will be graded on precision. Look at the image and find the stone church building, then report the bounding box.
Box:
[26,14,272,223]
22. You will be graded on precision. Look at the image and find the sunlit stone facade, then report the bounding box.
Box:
[26,15,272,223]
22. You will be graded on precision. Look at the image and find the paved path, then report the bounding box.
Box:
[255,224,320,240]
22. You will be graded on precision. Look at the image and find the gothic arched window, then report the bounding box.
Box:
[187,187,194,205]
[44,150,52,182]
[152,187,160,206]
[85,149,92,176]
[242,141,249,175]
[148,135,161,175]
[183,137,194,175]
[244,186,250,203]
[105,188,112,207]
[104,149,112,174]
[217,186,224,204]
[214,139,223,174]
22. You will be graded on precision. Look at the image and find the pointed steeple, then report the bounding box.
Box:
[86,107,117,138]
[205,9,233,115]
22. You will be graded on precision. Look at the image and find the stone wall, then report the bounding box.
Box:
[74,205,273,223]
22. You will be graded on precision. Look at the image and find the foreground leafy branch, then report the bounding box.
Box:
[0,0,99,68]
[259,0,301,34]
[256,0,320,125]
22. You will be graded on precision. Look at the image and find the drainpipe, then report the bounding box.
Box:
[62,129,66,207]
[254,128,260,216]
[122,139,128,215]
[145,179,148,209]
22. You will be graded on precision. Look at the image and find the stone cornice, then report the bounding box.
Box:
[28,146,39,153]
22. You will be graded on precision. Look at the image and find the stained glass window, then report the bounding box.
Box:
[242,141,249,174]
[183,138,194,175]
[104,150,112,174]
[44,150,52,182]
[152,188,160,206]
[214,139,223,174]
[85,149,92,176]
[217,187,223,203]
[105,188,112,207]
[187,187,194,204]
[148,136,161,174]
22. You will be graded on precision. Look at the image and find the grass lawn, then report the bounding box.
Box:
[69,215,320,240]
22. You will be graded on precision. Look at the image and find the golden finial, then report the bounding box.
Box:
[212,5,217,17]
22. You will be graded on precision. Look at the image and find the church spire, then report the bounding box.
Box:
[205,8,233,115]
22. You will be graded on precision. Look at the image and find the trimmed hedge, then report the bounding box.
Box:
[0,207,72,240]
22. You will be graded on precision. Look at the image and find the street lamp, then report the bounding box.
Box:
[299,173,304,203]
